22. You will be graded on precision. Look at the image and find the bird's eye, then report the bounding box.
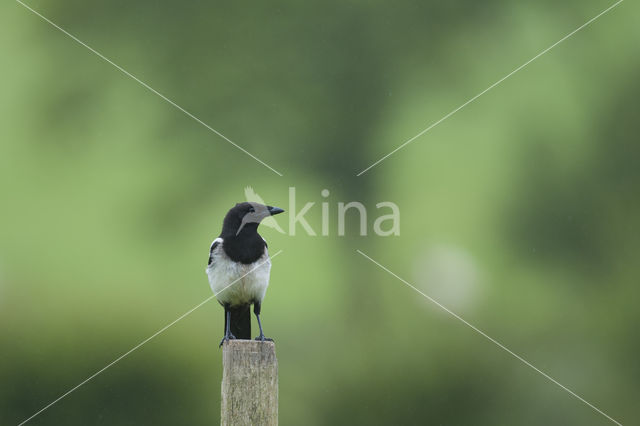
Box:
[248,207,255,213]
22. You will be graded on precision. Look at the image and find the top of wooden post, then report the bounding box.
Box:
[221,340,278,426]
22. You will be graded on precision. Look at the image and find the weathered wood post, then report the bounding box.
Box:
[221,340,278,425]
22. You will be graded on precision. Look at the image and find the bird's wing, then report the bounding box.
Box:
[207,238,223,266]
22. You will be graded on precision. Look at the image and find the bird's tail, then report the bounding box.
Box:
[226,305,251,339]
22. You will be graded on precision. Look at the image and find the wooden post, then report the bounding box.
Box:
[221,340,278,425]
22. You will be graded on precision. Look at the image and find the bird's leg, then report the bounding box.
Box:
[219,306,237,347]
[253,302,273,342]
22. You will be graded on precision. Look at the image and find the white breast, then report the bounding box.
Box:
[206,240,271,306]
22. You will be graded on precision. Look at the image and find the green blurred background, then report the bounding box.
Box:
[1,0,638,424]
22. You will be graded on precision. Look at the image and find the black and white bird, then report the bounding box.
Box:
[206,202,285,347]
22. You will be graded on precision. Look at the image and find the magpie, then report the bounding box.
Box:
[206,202,285,347]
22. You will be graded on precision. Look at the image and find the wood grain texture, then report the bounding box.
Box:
[221,340,278,425]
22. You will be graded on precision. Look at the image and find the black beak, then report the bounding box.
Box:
[267,206,285,216]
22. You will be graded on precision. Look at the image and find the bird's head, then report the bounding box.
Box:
[222,202,285,237]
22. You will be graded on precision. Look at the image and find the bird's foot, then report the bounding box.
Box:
[219,333,236,348]
[255,334,273,342]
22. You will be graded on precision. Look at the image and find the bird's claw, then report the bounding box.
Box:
[219,333,236,348]
[255,335,273,342]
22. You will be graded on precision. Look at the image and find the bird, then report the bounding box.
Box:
[244,186,285,234]
[206,202,285,347]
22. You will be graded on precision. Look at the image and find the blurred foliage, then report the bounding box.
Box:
[1,0,639,424]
